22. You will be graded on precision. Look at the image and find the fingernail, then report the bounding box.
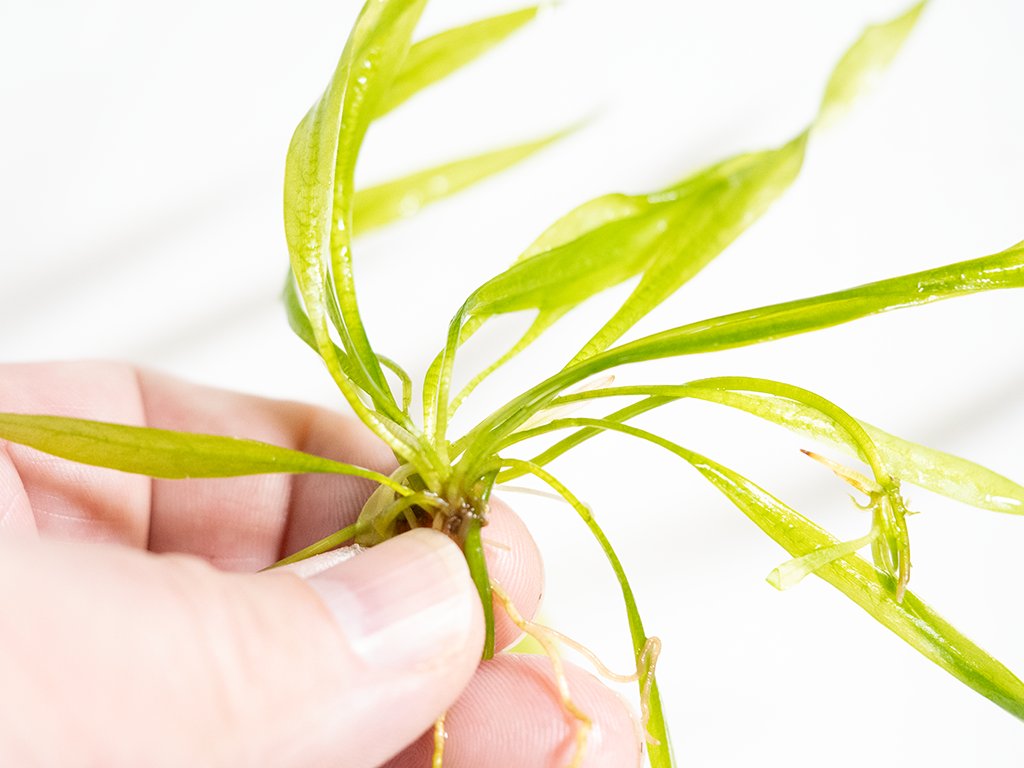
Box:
[303,528,478,669]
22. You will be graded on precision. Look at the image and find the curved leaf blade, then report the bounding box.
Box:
[465,199,662,314]
[283,0,443,479]
[458,242,1024,469]
[0,413,407,492]
[353,128,569,234]
[284,0,427,407]
[601,241,1024,366]
[816,1,927,130]
[489,458,673,768]
[696,389,1024,514]
[455,2,926,368]
[571,135,809,361]
[372,4,540,117]
[374,4,542,118]
[498,415,1024,722]
[693,454,1024,722]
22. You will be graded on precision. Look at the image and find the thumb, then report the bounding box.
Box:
[0,528,483,768]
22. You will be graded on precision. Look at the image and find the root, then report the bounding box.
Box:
[491,579,665,764]
[432,711,446,768]
[544,627,662,745]
[491,580,592,768]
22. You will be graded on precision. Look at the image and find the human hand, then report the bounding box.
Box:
[0,361,641,767]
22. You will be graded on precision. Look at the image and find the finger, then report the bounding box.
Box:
[383,653,643,768]
[0,362,392,566]
[136,368,393,572]
[0,528,482,768]
[286,483,543,654]
[0,361,150,545]
[0,361,545,645]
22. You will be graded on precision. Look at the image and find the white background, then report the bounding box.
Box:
[2,0,1023,764]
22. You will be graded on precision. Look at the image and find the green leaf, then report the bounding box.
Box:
[571,1,928,362]
[518,192,651,261]
[597,241,1024,367]
[504,377,1024,518]
[458,242,1024,474]
[691,389,1024,515]
[284,0,446,484]
[496,415,1024,722]
[487,458,673,768]
[0,413,409,493]
[693,454,1024,722]
[374,4,542,118]
[570,135,809,362]
[353,128,570,234]
[816,1,927,131]
[282,270,320,352]
[455,2,927,368]
[265,523,359,570]
[464,194,661,315]
[464,518,496,660]
[284,0,426,412]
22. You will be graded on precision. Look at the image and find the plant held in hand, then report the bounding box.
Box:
[3,1,1024,766]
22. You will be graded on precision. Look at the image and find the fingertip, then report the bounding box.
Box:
[303,528,484,670]
[384,654,642,768]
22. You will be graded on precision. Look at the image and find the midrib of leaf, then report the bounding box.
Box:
[284,0,449,483]
[485,457,674,768]
[446,2,928,445]
[0,413,409,493]
[569,132,809,363]
[492,415,1024,722]
[530,383,1024,516]
[328,1,427,401]
[455,242,1024,476]
[352,128,572,234]
[373,4,542,118]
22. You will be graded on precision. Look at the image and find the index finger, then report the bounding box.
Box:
[0,361,544,647]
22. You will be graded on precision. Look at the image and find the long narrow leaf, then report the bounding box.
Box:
[353,128,569,234]
[688,388,1024,514]
[458,242,1024,475]
[326,0,426,399]
[284,0,424,408]
[600,241,1024,367]
[502,378,1024,517]
[693,454,1024,722]
[374,5,542,118]
[452,2,926,372]
[488,458,673,768]
[815,1,926,131]
[284,0,444,482]
[570,133,808,362]
[496,415,1024,721]
[573,3,926,361]
[0,413,408,493]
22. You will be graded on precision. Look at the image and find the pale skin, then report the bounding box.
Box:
[0,361,642,768]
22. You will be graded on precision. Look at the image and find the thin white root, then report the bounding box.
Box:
[432,712,446,768]
[480,537,512,551]
[491,579,662,747]
[537,626,662,745]
[491,580,592,768]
